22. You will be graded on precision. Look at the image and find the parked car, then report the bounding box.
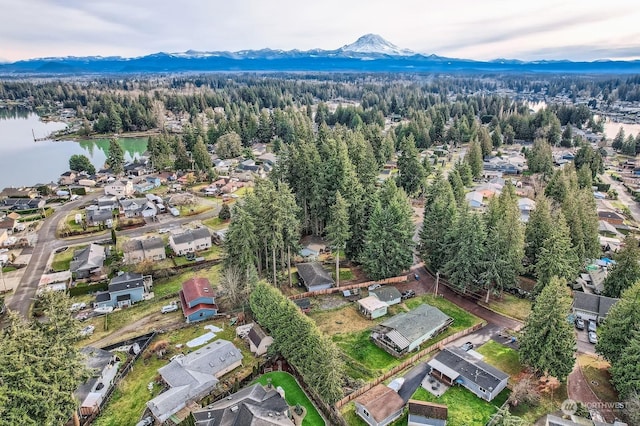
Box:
[575,317,585,330]
[161,302,179,314]
[135,417,154,426]
[588,331,598,344]
[75,312,90,321]
[401,290,416,300]
[158,228,170,234]
[94,306,114,315]
[461,341,474,351]
[70,302,87,312]
[588,320,597,332]
[368,283,382,291]
[185,252,196,261]
[80,325,95,337]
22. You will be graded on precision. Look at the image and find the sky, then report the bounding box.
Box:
[1,0,640,62]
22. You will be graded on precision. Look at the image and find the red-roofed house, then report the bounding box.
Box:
[179,277,218,323]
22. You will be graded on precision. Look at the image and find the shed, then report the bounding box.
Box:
[354,384,405,426]
[295,262,334,291]
[408,400,448,426]
[358,296,389,319]
[370,287,402,306]
[247,324,274,356]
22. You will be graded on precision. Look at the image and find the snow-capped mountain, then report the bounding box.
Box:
[339,34,414,56]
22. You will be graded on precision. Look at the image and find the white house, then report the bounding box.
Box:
[169,228,212,256]
[104,180,134,197]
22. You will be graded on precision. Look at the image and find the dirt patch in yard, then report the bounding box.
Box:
[310,303,375,336]
[315,294,351,311]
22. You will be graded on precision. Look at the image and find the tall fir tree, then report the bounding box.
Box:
[524,194,553,266]
[519,277,576,382]
[466,139,483,179]
[603,236,640,298]
[533,211,578,294]
[396,134,426,197]
[325,191,351,287]
[444,207,487,294]
[610,330,640,398]
[106,138,124,175]
[596,281,640,363]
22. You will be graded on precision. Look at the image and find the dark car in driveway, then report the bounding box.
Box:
[575,317,585,330]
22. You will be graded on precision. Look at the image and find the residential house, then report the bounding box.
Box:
[0,216,17,233]
[104,180,134,197]
[370,287,402,306]
[483,156,524,175]
[238,159,260,172]
[96,196,118,210]
[358,296,389,319]
[147,339,243,423]
[124,160,149,176]
[119,198,156,218]
[0,187,37,199]
[70,244,105,279]
[427,347,509,402]
[59,171,77,185]
[133,176,161,193]
[157,171,177,184]
[465,191,484,209]
[122,237,166,264]
[408,400,447,426]
[598,220,620,236]
[0,197,45,211]
[169,228,212,256]
[258,152,277,166]
[518,198,536,223]
[295,262,335,291]
[78,178,96,187]
[598,210,624,226]
[213,158,231,173]
[354,384,405,426]
[192,382,293,426]
[247,324,274,356]
[573,292,619,324]
[94,272,151,309]
[180,277,218,323]
[371,304,453,357]
[76,347,121,417]
[86,208,113,227]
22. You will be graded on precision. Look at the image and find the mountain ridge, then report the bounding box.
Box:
[2,34,640,74]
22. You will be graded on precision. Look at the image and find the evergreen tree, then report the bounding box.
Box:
[612,127,625,151]
[622,134,637,156]
[534,211,578,294]
[597,281,640,363]
[478,127,493,157]
[224,203,258,274]
[106,138,124,175]
[577,164,592,189]
[526,138,553,176]
[524,194,553,266]
[611,330,640,399]
[68,154,95,175]
[548,117,562,146]
[561,125,573,147]
[604,236,640,298]
[325,192,351,287]
[448,170,465,206]
[218,203,231,220]
[173,139,191,171]
[396,135,426,196]
[519,277,575,382]
[492,127,503,148]
[444,207,487,294]
[419,172,458,271]
[466,139,483,179]
[216,132,243,159]
[192,136,212,171]
[360,180,415,280]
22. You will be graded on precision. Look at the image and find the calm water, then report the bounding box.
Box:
[0,113,147,187]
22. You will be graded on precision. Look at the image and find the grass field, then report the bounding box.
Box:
[412,385,509,426]
[487,294,532,322]
[203,217,228,230]
[577,354,618,402]
[475,340,523,384]
[51,245,86,271]
[153,264,222,298]
[253,372,325,426]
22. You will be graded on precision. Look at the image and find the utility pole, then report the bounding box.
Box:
[435,270,440,296]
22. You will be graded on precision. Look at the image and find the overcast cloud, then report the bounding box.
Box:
[1,0,639,62]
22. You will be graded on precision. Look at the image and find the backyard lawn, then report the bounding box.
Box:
[475,340,523,381]
[153,264,221,298]
[51,244,86,271]
[253,372,325,426]
[486,294,532,322]
[412,384,509,426]
[577,354,618,402]
[203,217,228,230]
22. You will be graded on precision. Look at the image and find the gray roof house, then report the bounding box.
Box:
[573,292,619,324]
[70,243,105,279]
[428,347,509,402]
[86,208,113,227]
[147,339,243,423]
[192,383,294,426]
[169,228,212,256]
[372,304,453,357]
[370,287,402,306]
[295,262,335,292]
[122,236,166,264]
[94,272,152,309]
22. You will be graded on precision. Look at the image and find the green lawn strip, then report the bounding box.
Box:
[153,264,221,299]
[412,385,509,426]
[93,357,165,426]
[486,294,532,322]
[475,340,524,382]
[203,217,228,231]
[253,371,325,426]
[51,244,87,271]
[332,268,353,281]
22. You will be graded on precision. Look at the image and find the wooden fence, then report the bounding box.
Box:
[287,275,408,300]
[334,321,486,409]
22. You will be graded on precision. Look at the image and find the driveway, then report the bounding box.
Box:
[575,328,597,355]
[601,173,640,221]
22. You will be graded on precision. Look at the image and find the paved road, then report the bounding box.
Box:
[601,173,640,221]
[6,194,220,318]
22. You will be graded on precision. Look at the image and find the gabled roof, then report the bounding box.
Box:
[141,236,164,250]
[182,277,215,303]
[109,272,144,292]
[370,287,402,303]
[354,384,405,423]
[70,243,105,273]
[87,209,112,222]
[358,295,389,312]
[429,347,509,392]
[598,210,624,221]
[192,383,293,426]
[379,304,452,348]
[171,227,211,245]
[295,262,334,288]
[247,324,269,349]
[573,292,619,318]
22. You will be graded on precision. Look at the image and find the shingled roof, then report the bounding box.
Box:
[354,384,405,424]
[295,262,334,289]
